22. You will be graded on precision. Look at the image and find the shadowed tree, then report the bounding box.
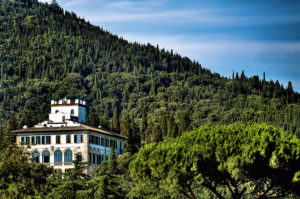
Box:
[5,114,17,143]
[112,107,120,133]
[121,114,140,154]
[20,109,33,128]
[89,111,100,127]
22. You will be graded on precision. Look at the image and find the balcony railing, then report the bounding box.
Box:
[41,162,73,166]
[54,162,62,165]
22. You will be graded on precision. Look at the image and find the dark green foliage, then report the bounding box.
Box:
[101,111,110,130]
[112,107,120,133]
[179,110,190,134]
[140,107,147,142]
[121,114,140,154]
[0,1,299,198]
[151,123,162,143]
[0,0,298,139]
[108,147,117,174]
[20,109,33,127]
[130,123,300,199]
[5,114,17,143]
[167,115,177,138]
[46,152,89,199]
[0,144,53,198]
[88,111,100,127]
[159,114,168,139]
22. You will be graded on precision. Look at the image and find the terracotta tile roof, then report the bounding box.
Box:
[13,124,127,139]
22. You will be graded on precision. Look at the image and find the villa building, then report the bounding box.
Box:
[13,98,126,174]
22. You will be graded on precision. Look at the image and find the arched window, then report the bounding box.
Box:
[64,149,72,163]
[54,150,62,163]
[32,151,40,163]
[71,109,74,115]
[42,150,50,163]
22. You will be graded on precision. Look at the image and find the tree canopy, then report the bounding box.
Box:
[130,123,300,199]
[0,0,299,140]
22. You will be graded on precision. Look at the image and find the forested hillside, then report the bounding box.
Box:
[0,0,299,140]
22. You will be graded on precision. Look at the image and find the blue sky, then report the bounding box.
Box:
[40,0,300,92]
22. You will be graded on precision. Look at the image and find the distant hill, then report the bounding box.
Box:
[0,0,299,138]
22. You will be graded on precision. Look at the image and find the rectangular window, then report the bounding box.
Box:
[31,137,35,145]
[74,135,82,143]
[25,137,30,145]
[117,141,120,149]
[21,137,24,144]
[106,138,110,148]
[74,135,77,143]
[46,136,51,144]
[89,135,92,143]
[66,135,71,143]
[81,135,83,143]
[89,153,92,163]
[56,135,60,144]
[120,142,123,154]
[36,136,41,144]
[101,137,105,146]
[93,154,96,163]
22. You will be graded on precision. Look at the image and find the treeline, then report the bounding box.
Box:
[1,123,299,198]
[0,0,299,141]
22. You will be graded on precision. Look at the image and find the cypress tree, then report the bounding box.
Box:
[112,107,120,133]
[151,124,162,143]
[179,110,190,134]
[6,114,17,143]
[20,109,33,128]
[140,107,147,141]
[101,112,110,130]
[108,147,117,174]
[159,114,168,138]
[167,115,177,138]
[89,111,100,127]
[121,115,140,154]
